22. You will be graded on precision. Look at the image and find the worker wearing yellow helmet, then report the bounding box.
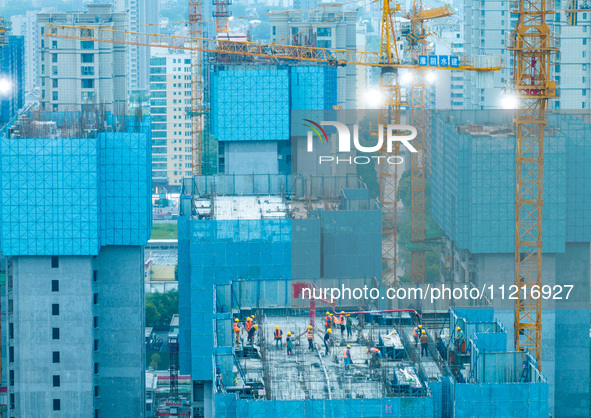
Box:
[420,329,429,357]
[233,318,240,344]
[324,312,332,331]
[455,326,465,353]
[286,331,293,355]
[323,328,332,355]
[413,323,421,345]
[343,345,352,369]
[306,325,315,351]
[338,311,346,335]
[345,313,353,338]
[247,323,258,344]
[274,326,283,349]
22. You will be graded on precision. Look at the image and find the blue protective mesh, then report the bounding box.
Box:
[0,124,151,256]
[431,111,591,254]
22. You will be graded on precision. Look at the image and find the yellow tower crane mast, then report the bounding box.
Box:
[189,0,204,176]
[507,0,557,369]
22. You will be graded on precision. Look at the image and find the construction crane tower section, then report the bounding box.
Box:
[507,0,557,369]
[189,0,204,176]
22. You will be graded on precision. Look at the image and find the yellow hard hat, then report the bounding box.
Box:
[234,318,239,322]
[418,325,422,328]
[366,348,369,353]
[346,314,350,317]
[308,325,312,329]
[287,332,291,336]
[328,329,332,333]
[341,311,344,314]
[457,327,461,330]
[422,330,426,334]
[326,311,330,315]
[254,324,258,329]
[276,326,279,329]
[347,345,351,348]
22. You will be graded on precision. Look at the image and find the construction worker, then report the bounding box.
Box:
[324,312,332,331]
[324,328,332,355]
[343,345,352,370]
[274,326,283,349]
[331,314,338,329]
[248,324,258,344]
[345,314,352,338]
[420,330,429,357]
[339,311,346,335]
[306,325,315,351]
[455,326,465,353]
[367,347,382,368]
[412,324,422,345]
[245,316,253,333]
[286,332,293,355]
[233,318,241,344]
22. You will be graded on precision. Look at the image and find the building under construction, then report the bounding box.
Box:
[178,174,549,417]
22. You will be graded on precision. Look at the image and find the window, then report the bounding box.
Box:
[9,346,14,362]
[52,79,58,88]
[584,38,588,46]
[94,316,98,328]
[317,27,331,37]
[81,41,94,49]
[51,256,59,268]
[52,351,60,363]
[52,54,57,63]
[52,304,59,316]
[94,339,98,351]
[52,40,57,49]
[150,57,166,66]
[184,59,190,64]
[272,26,276,35]
[94,386,99,397]
[93,270,98,282]
[53,399,61,411]
[52,280,59,292]
[42,90,46,99]
[81,66,95,76]
[93,293,98,305]
[9,370,14,386]
[9,323,13,339]
[52,91,58,101]
[53,375,60,387]
[52,328,60,340]
[94,363,99,374]
[52,66,58,76]
[291,27,298,35]
[584,89,587,96]
[81,79,94,89]
[81,53,94,63]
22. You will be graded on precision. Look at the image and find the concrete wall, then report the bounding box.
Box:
[10,256,95,417]
[224,141,279,175]
[8,246,145,417]
[95,246,145,417]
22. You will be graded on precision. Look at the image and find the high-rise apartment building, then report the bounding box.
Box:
[149,47,193,190]
[113,0,161,95]
[0,35,25,124]
[37,4,128,116]
[464,0,591,109]
[10,11,41,95]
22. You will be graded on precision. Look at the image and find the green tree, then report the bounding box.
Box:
[146,290,179,328]
[150,353,161,369]
[146,301,161,326]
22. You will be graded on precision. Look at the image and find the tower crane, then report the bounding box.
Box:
[44,1,502,293]
[507,0,557,370]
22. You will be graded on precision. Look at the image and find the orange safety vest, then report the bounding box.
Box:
[233,323,240,333]
[274,329,282,339]
[370,347,380,355]
[343,348,350,359]
[413,327,419,337]
[306,330,314,339]
[245,320,252,332]
[339,315,344,325]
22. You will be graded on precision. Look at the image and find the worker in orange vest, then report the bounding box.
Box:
[306,325,315,351]
[339,311,346,335]
[248,324,258,344]
[245,317,253,333]
[233,318,240,344]
[412,324,422,345]
[324,312,332,331]
[343,345,352,369]
[367,347,382,368]
[274,326,283,349]
[331,314,338,329]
